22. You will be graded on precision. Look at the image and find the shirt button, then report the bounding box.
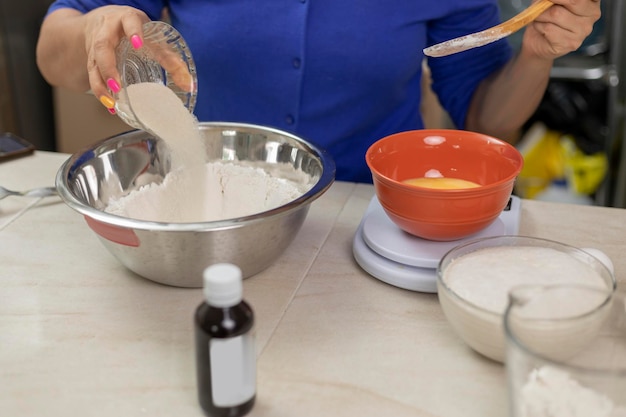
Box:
[300,0,306,3]
[292,58,301,69]
[285,115,295,125]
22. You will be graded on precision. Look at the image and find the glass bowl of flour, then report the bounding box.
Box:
[55,122,335,287]
[505,286,626,417]
[113,20,197,131]
[436,236,616,363]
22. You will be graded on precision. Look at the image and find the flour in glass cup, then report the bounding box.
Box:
[106,82,312,222]
[520,366,626,417]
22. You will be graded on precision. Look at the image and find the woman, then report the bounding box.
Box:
[36,0,601,182]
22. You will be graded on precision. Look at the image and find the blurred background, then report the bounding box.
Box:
[499,0,626,207]
[0,0,128,155]
[1,0,625,207]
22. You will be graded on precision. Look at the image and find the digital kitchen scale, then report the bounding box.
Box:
[352,195,522,293]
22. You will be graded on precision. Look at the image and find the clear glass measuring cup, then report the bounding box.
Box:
[505,285,626,417]
[113,20,198,131]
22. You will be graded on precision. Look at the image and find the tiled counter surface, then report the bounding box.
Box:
[1,151,624,416]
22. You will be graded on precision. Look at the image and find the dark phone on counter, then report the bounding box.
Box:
[0,132,35,161]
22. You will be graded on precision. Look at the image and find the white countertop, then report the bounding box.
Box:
[1,151,624,416]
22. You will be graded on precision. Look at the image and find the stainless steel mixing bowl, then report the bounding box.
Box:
[56,122,335,287]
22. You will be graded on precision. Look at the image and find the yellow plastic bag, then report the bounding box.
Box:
[560,136,607,195]
[514,122,607,199]
[515,123,564,199]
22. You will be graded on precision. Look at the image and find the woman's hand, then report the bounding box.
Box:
[521,0,602,60]
[37,6,150,113]
[82,6,150,112]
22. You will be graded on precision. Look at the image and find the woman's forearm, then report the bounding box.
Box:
[464,49,553,141]
[464,0,601,142]
[36,8,91,93]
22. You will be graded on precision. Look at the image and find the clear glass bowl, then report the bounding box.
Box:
[113,20,197,130]
[436,236,616,363]
[505,286,626,417]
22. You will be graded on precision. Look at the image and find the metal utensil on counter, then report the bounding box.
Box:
[0,185,57,200]
[423,0,554,57]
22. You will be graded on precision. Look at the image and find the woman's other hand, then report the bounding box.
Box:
[521,0,602,60]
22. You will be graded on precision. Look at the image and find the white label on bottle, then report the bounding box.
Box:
[209,333,256,407]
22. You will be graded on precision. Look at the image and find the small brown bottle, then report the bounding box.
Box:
[194,263,256,417]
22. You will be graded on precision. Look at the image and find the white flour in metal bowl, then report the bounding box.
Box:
[105,160,312,222]
[106,82,312,222]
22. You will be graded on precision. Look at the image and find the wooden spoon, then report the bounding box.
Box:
[423,0,554,58]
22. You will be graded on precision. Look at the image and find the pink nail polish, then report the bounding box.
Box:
[131,35,143,49]
[107,78,121,93]
[107,107,116,115]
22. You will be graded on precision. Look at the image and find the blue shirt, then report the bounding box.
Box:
[47,0,512,182]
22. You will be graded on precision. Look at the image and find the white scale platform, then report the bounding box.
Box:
[352,195,522,293]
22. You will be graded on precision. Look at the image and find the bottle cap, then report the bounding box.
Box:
[203,263,243,307]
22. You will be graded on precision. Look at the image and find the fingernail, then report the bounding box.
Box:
[99,95,116,109]
[131,34,143,49]
[107,107,117,115]
[107,78,121,93]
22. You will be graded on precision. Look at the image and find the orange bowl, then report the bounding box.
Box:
[366,129,524,241]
